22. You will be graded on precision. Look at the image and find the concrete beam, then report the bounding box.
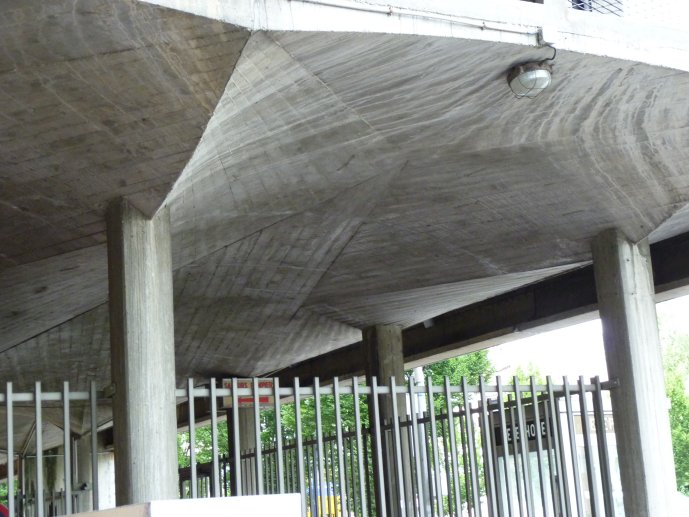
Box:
[275,230,689,384]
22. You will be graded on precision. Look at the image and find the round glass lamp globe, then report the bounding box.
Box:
[508,67,552,99]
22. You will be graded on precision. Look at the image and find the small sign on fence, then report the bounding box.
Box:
[222,378,274,408]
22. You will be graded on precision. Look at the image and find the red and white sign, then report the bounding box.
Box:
[222,378,274,408]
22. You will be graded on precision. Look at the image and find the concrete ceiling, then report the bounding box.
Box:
[3,1,689,391]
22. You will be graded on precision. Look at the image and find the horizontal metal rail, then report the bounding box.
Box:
[1,382,105,517]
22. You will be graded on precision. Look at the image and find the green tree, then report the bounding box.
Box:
[422,349,495,386]
[661,332,689,495]
[178,424,229,468]
[514,362,545,385]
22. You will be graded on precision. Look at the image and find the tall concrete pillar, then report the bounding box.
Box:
[227,407,257,495]
[363,324,405,419]
[107,199,178,505]
[363,324,412,516]
[591,229,677,515]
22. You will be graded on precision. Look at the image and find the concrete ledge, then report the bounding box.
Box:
[144,0,689,71]
[75,495,302,517]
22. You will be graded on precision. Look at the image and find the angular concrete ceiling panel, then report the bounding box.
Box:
[168,32,403,266]
[0,0,248,268]
[172,170,399,377]
[3,21,689,387]
[0,245,107,352]
[305,263,586,329]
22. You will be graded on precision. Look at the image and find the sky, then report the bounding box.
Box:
[487,293,689,381]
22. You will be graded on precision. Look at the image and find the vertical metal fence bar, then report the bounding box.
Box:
[288,442,294,493]
[479,378,498,516]
[188,378,197,499]
[462,377,481,516]
[556,401,573,517]
[252,378,263,495]
[496,377,515,517]
[62,382,72,515]
[313,378,328,517]
[578,376,601,517]
[530,378,550,517]
[90,381,99,511]
[488,409,504,517]
[348,436,358,515]
[445,377,463,515]
[426,376,443,516]
[333,378,348,513]
[365,430,374,517]
[546,376,570,517]
[294,378,307,517]
[592,377,615,517]
[304,443,311,511]
[439,414,453,517]
[231,378,242,496]
[274,378,285,494]
[408,381,425,517]
[422,417,435,517]
[508,400,525,517]
[210,378,220,497]
[7,383,14,517]
[457,403,472,517]
[210,377,222,497]
[21,453,26,516]
[514,378,535,517]
[327,438,336,508]
[35,382,44,517]
[563,377,584,516]
[542,400,559,515]
[352,378,368,517]
[370,377,388,517]
[389,377,407,516]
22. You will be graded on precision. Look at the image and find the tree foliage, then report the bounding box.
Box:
[178,351,494,464]
[422,349,495,386]
[662,332,689,495]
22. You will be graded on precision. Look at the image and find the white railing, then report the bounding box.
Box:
[1,382,103,517]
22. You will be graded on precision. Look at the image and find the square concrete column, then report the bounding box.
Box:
[363,324,405,420]
[107,199,178,505]
[363,324,413,516]
[592,229,677,515]
[227,407,257,495]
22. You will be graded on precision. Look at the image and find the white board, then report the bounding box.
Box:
[74,495,301,517]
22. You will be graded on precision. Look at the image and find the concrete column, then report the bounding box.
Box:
[227,407,257,495]
[363,324,405,419]
[75,435,93,512]
[363,324,412,516]
[107,199,178,505]
[591,229,677,515]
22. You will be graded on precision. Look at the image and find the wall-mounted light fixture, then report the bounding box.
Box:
[507,46,556,99]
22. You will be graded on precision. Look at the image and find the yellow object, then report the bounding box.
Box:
[306,495,341,516]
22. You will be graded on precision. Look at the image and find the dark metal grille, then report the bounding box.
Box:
[570,0,624,16]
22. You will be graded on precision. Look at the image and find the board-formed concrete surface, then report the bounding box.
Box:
[2,0,689,406]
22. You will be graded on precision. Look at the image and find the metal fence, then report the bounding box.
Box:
[178,375,621,517]
[1,382,102,517]
[0,376,619,516]
[570,0,624,16]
